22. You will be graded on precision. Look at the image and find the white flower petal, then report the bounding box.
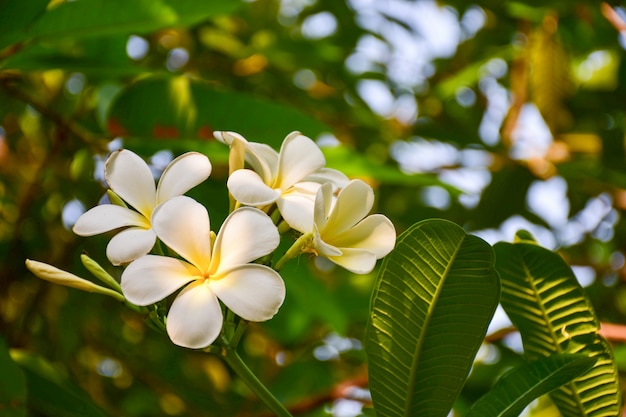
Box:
[167,281,223,349]
[276,132,325,189]
[214,131,276,182]
[323,180,374,235]
[327,248,378,274]
[213,130,244,146]
[156,152,212,203]
[211,265,285,321]
[246,142,278,182]
[106,227,157,265]
[304,167,350,189]
[121,255,197,305]
[211,207,279,272]
[151,196,212,272]
[105,149,156,217]
[277,185,318,233]
[313,182,334,231]
[228,169,281,206]
[73,205,149,236]
[330,214,396,258]
[313,228,342,257]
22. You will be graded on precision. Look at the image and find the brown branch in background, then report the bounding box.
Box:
[249,372,369,417]
[484,322,626,344]
[601,2,626,32]
[600,322,626,343]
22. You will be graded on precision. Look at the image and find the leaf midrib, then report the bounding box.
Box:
[404,228,465,417]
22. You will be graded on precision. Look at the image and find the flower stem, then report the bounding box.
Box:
[274,232,313,272]
[221,347,293,417]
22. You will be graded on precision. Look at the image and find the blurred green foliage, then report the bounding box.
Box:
[2,0,626,415]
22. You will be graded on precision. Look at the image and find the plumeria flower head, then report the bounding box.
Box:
[214,130,348,232]
[121,196,285,349]
[301,179,396,274]
[73,149,212,265]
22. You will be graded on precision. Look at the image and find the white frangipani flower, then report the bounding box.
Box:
[298,179,396,274]
[214,131,348,232]
[73,149,212,265]
[121,196,285,349]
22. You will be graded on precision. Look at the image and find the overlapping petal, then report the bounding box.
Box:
[211,207,279,272]
[105,149,156,217]
[304,167,350,191]
[106,227,156,266]
[211,264,285,321]
[328,214,396,258]
[151,196,212,272]
[228,169,281,206]
[166,280,223,349]
[323,180,374,235]
[306,179,396,274]
[121,255,197,305]
[275,132,325,189]
[214,131,276,181]
[278,182,320,233]
[156,152,212,203]
[73,205,149,236]
[327,248,378,274]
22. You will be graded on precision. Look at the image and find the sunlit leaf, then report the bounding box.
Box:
[495,238,622,416]
[366,219,500,417]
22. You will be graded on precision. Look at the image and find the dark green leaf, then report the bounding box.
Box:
[27,0,241,41]
[466,354,596,417]
[366,219,500,417]
[0,0,49,50]
[0,336,26,417]
[107,75,330,142]
[11,350,111,417]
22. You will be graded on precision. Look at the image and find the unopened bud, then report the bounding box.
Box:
[25,259,125,302]
[80,253,123,292]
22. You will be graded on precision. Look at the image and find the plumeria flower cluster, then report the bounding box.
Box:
[26,131,396,349]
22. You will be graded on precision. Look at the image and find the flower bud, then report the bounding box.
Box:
[80,253,123,292]
[25,259,125,302]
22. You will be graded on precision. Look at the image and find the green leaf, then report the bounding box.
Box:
[106,75,330,142]
[494,241,622,416]
[26,0,241,42]
[366,219,500,417]
[0,336,26,417]
[466,354,596,417]
[10,350,111,417]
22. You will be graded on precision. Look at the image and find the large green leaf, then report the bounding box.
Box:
[106,75,330,142]
[466,354,596,417]
[366,219,500,417]
[494,237,622,416]
[26,0,240,42]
